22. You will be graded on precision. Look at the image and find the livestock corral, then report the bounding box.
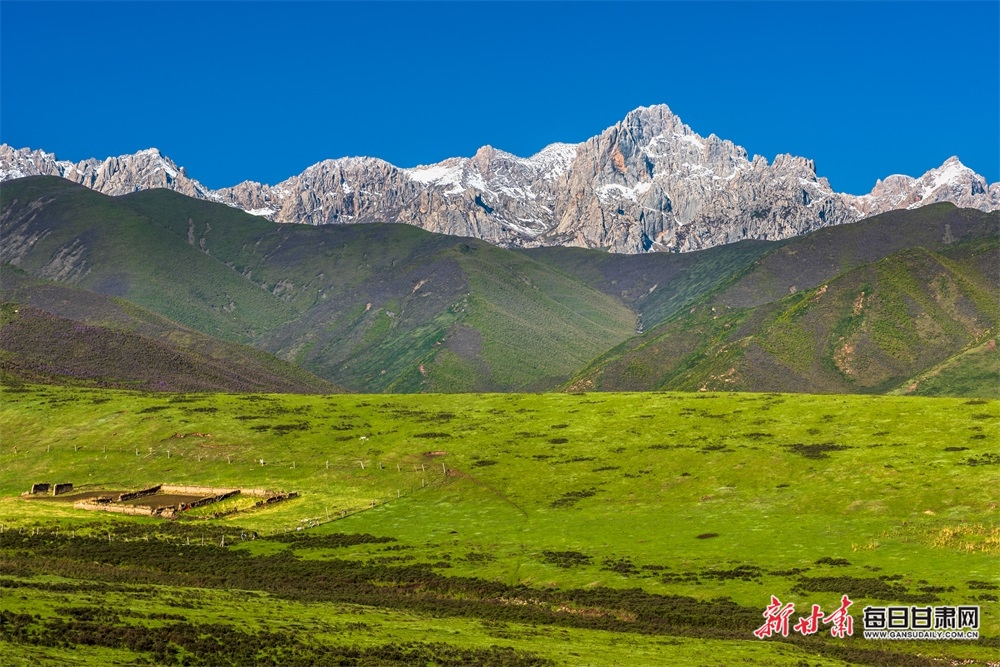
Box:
[22,483,297,519]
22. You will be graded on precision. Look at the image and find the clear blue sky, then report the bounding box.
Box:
[2,1,997,194]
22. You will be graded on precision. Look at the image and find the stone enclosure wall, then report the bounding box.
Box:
[73,501,158,516]
[68,483,298,519]
[117,485,162,502]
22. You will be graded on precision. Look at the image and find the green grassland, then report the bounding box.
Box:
[2,385,997,665]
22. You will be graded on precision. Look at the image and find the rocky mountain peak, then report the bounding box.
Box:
[2,106,997,253]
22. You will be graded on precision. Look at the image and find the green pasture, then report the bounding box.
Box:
[1,385,998,665]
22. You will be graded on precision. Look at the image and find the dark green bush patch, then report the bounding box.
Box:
[601,557,638,576]
[768,568,809,577]
[784,443,849,459]
[270,532,396,547]
[556,456,596,464]
[550,488,599,508]
[0,611,554,666]
[794,576,938,603]
[917,585,954,593]
[814,557,851,567]
[963,453,1000,466]
[701,566,762,582]
[463,551,496,564]
[695,533,719,540]
[540,550,592,568]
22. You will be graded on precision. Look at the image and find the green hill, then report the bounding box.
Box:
[2,177,643,392]
[0,268,338,393]
[119,186,645,391]
[892,338,1000,398]
[5,177,997,396]
[1,177,298,342]
[520,239,775,327]
[570,207,1000,394]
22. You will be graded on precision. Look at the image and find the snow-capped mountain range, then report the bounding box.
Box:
[2,105,996,253]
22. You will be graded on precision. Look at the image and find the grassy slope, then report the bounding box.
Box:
[121,189,642,392]
[0,177,297,342]
[714,203,998,309]
[1,386,997,665]
[570,208,1000,395]
[5,178,996,397]
[0,267,338,393]
[0,307,338,395]
[892,338,1000,398]
[3,178,637,392]
[521,239,776,327]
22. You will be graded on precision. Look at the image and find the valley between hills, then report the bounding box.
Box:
[0,174,998,666]
[2,175,997,396]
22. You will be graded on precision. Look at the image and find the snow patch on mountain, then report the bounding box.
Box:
[2,106,996,254]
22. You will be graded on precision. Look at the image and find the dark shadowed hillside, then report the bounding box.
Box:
[0,270,338,393]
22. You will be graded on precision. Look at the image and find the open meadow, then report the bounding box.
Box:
[1,384,998,666]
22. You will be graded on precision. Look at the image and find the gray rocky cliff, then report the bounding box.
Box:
[3,105,997,253]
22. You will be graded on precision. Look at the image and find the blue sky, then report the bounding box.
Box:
[1,1,996,194]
